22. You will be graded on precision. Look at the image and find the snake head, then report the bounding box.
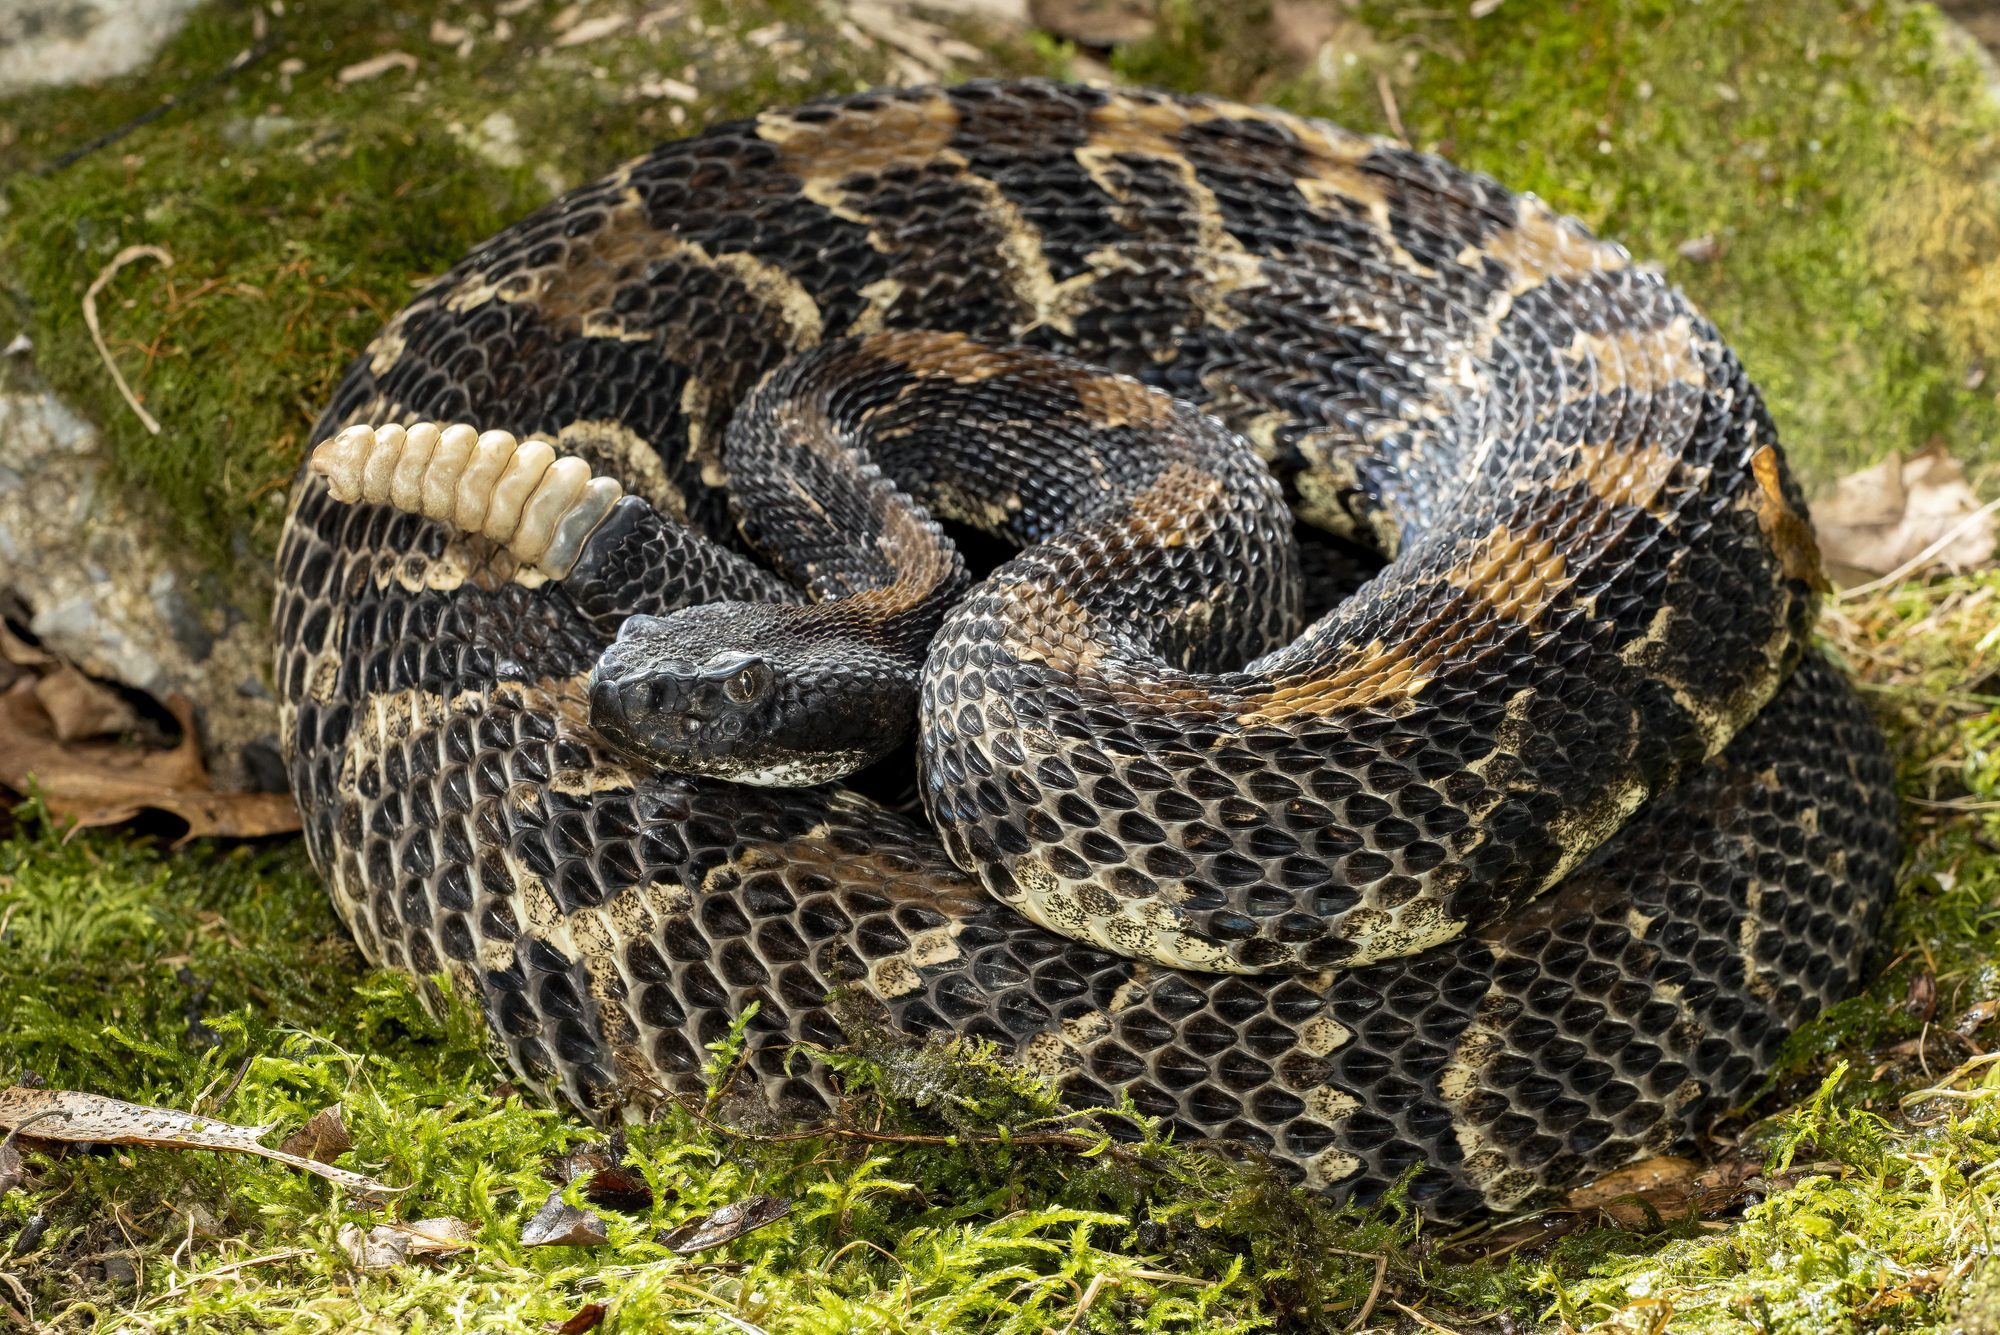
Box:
[587,602,916,786]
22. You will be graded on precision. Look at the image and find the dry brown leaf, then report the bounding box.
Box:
[1812,444,1998,586]
[0,680,299,839]
[521,1189,609,1247]
[340,1216,474,1270]
[1956,997,2000,1038]
[554,1303,608,1335]
[0,1087,398,1199]
[1561,1155,1699,1228]
[34,667,139,742]
[278,1106,354,1164]
[0,624,52,670]
[657,1193,793,1254]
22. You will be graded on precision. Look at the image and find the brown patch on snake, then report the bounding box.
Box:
[1465,196,1624,296]
[764,94,1095,338]
[858,331,1178,434]
[1548,438,1686,516]
[1748,444,1827,590]
[1559,317,1709,401]
[1074,100,1267,335]
[1239,522,1571,723]
[758,90,962,205]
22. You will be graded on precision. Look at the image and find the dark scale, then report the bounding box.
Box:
[278,80,1897,1219]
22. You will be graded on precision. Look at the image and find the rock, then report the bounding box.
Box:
[0,368,279,792]
[0,0,204,96]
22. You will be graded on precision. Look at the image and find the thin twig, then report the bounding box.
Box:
[37,25,278,176]
[1376,72,1408,143]
[1060,1274,1115,1334]
[1389,1299,1466,1334]
[82,246,174,435]
[1336,1248,1389,1330]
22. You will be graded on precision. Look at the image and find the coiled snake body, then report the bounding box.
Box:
[279,80,1899,1218]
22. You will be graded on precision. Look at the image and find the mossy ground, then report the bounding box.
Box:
[2,1,1998,1331]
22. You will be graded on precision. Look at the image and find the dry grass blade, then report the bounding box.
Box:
[81,244,173,434]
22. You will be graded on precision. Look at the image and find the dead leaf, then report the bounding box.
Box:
[0,681,300,840]
[1561,1156,1699,1228]
[0,624,52,670]
[657,1193,793,1254]
[340,1215,474,1270]
[1271,0,1341,63]
[0,1134,22,1196]
[340,1222,408,1271]
[1906,971,1939,1022]
[1812,444,1998,587]
[582,1163,654,1212]
[521,1189,609,1247]
[546,1139,654,1212]
[553,1304,607,1335]
[0,1087,398,1200]
[1956,998,2000,1038]
[34,667,139,742]
[1677,234,1721,264]
[278,1106,353,1164]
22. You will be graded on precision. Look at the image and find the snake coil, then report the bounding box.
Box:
[279,80,1898,1218]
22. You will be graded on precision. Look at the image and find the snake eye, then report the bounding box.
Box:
[720,658,772,705]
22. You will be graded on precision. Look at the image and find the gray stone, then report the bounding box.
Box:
[0,359,278,791]
[0,0,204,96]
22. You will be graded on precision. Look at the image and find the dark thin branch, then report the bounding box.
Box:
[35,24,279,177]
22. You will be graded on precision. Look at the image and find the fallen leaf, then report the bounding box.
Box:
[1906,971,1939,1022]
[1812,444,1998,586]
[522,1189,609,1247]
[1956,998,2000,1038]
[0,624,52,669]
[0,1134,21,1195]
[546,1139,655,1212]
[1561,1156,1698,1228]
[1270,0,1342,63]
[337,1221,468,1271]
[1677,234,1721,264]
[34,667,139,742]
[583,1163,655,1212]
[554,1303,607,1335]
[0,681,300,840]
[0,1087,398,1199]
[278,1106,353,1164]
[340,1221,408,1271]
[658,1193,793,1254]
